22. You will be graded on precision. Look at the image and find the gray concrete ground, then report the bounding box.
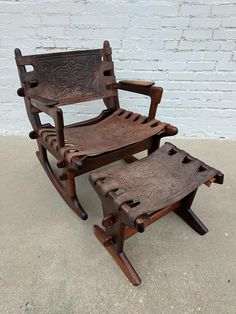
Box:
[0,136,235,314]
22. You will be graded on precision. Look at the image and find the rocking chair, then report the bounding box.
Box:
[15,40,177,220]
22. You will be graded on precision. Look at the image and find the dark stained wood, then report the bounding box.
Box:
[36,143,87,220]
[15,40,178,219]
[124,201,181,240]
[94,225,141,286]
[119,80,155,87]
[90,142,224,285]
[174,189,208,235]
[123,155,138,163]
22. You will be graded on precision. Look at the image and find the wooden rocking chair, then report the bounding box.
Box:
[15,40,177,220]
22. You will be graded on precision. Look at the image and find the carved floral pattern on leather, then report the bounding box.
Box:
[35,51,103,101]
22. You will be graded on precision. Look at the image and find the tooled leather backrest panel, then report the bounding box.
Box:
[15,48,117,105]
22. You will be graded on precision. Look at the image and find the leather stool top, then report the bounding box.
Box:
[90,142,223,225]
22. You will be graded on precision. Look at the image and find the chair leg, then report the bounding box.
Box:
[123,137,160,163]
[36,143,88,220]
[65,170,88,220]
[93,225,141,286]
[148,136,160,155]
[174,189,208,235]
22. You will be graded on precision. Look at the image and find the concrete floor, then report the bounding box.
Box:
[0,136,235,314]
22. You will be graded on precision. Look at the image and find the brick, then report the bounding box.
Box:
[41,14,70,26]
[0,2,24,13]
[125,28,156,39]
[37,27,66,39]
[191,41,220,51]
[214,30,236,39]
[160,17,189,28]
[178,40,193,50]
[180,5,211,17]
[116,71,169,81]
[212,5,236,16]
[183,29,213,40]
[121,4,179,17]
[71,15,129,28]
[55,39,69,48]
[149,5,179,17]
[26,2,86,15]
[221,17,236,27]
[158,61,187,71]
[84,3,126,16]
[41,38,55,48]
[152,29,183,40]
[164,40,179,50]
[118,50,145,60]
[216,61,236,71]
[65,28,94,40]
[220,41,235,51]
[157,51,223,62]
[190,18,221,28]
[129,17,160,28]
[186,62,216,71]
[168,71,236,82]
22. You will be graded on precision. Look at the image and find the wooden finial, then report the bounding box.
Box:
[14,48,22,57]
[103,40,110,49]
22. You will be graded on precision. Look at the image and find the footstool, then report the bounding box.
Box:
[89,142,224,285]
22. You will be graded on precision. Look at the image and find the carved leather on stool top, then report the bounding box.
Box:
[90,142,224,226]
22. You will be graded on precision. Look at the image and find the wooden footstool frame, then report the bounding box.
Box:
[90,142,224,286]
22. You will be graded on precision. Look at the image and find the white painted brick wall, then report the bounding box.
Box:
[0,0,236,138]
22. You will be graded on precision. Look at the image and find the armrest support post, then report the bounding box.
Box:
[113,81,163,121]
[30,97,65,148]
[148,86,163,121]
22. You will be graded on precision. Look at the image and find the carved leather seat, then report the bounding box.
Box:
[15,40,177,220]
[39,109,168,163]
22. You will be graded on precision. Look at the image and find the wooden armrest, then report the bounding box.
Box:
[30,96,59,108]
[119,80,155,87]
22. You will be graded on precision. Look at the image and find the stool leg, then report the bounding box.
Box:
[93,225,141,286]
[175,208,208,235]
[174,189,208,235]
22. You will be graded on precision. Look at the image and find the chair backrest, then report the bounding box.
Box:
[15,41,118,106]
